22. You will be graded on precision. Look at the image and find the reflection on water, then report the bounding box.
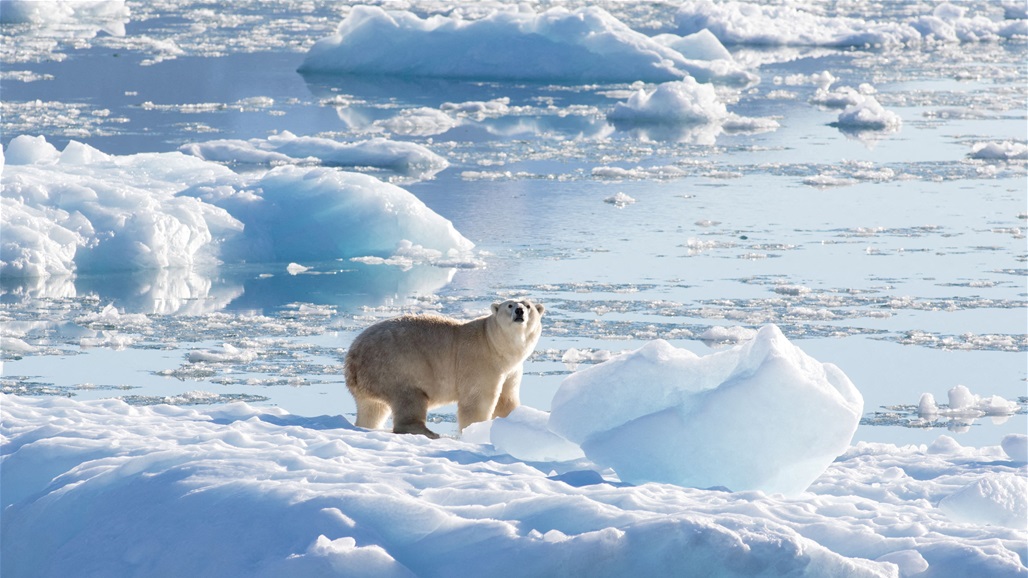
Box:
[1,261,457,315]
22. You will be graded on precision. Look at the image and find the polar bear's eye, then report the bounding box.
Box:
[508,304,513,308]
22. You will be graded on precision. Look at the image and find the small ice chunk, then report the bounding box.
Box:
[608,78,727,125]
[836,95,902,131]
[917,393,938,416]
[186,343,258,364]
[969,141,1028,161]
[947,385,976,412]
[603,193,636,208]
[286,263,309,275]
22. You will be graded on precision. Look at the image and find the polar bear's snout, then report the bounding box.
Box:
[513,304,526,323]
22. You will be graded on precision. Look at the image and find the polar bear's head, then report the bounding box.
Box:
[491,302,542,324]
[492,299,544,326]
[488,299,544,358]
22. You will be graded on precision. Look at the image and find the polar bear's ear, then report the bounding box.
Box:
[491,302,501,313]
[534,303,545,315]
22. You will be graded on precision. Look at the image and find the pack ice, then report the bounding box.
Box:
[549,325,863,495]
[1,135,471,278]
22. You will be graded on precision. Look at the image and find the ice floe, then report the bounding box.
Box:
[1,136,473,278]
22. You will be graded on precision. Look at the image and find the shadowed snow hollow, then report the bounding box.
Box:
[548,325,863,495]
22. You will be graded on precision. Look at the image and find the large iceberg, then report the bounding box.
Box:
[1,136,472,278]
[301,6,713,84]
[548,325,863,495]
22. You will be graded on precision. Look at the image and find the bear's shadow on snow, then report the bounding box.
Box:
[211,413,359,431]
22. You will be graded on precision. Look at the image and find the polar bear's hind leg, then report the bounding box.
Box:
[354,397,390,430]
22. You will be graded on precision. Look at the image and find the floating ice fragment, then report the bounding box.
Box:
[835,95,902,131]
[603,192,636,208]
[286,263,309,275]
[918,393,938,416]
[549,325,863,494]
[608,78,727,126]
[186,343,258,364]
[969,141,1028,161]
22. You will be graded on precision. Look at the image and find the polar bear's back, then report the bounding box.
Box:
[345,314,471,402]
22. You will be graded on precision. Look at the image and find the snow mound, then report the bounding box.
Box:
[548,325,863,494]
[938,474,1028,530]
[2,136,473,278]
[675,0,1026,47]
[300,6,698,83]
[180,131,449,176]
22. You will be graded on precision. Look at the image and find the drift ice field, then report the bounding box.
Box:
[1,1,1026,576]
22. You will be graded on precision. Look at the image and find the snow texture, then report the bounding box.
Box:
[548,325,863,495]
[1,136,472,278]
[3,393,1026,577]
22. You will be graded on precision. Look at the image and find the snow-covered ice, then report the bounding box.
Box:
[549,325,863,495]
[3,393,1025,578]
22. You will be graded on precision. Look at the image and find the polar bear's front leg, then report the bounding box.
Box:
[492,368,522,419]
[457,378,503,431]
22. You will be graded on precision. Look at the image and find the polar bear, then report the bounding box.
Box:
[344,299,544,438]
